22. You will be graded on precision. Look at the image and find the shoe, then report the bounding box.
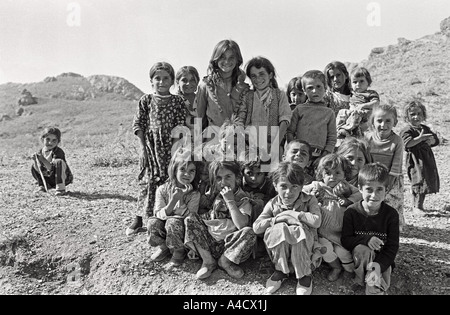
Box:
[150,246,170,262]
[265,270,288,294]
[169,248,186,267]
[125,216,143,236]
[327,268,342,282]
[350,282,365,294]
[296,276,312,295]
[55,190,66,196]
[196,262,217,280]
[218,256,244,279]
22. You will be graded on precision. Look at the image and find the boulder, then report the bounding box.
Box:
[18,89,38,106]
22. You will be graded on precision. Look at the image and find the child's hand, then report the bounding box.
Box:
[139,149,149,168]
[220,186,235,203]
[275,212,301,226]
[338,197,351,207]
[333,181,352,198]
[416,129,434,143]
[367,236,384,251]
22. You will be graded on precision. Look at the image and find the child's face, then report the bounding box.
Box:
[274,176,303,206]
[290,88,307,105]
[328,68,347,91]
[215,166,238,193]
[372,109,396,139]
[303,77,326,103]
[243,166,265,189]
[42,134,59,151]
[176,162,197,187]
[249,66,273,91]
[151,70,173,95]
[360,180,387,212]
[343,148,366,179]
[283,142,310,168]
[217,50,237,76]
[407,107,425,127]
[351,75,369,93]
[322,165,345,188]
[178,73,198,95]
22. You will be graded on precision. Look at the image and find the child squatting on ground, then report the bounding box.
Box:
[341,163,400,295]
[253,161,322,295]
[31,127,73,196]
[147,147,202,268]
[303,154,361,282]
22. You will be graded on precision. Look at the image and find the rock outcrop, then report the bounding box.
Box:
[17,89,37,106]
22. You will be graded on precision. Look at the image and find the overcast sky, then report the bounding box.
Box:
[0,0,449,93]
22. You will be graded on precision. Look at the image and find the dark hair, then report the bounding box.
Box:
[358,162,390,188]
[350,66,372,86]
[285,139,312,160]
[167,147,202,191]
[270,161,305,186]
[245,56,278,89]
[301,70,327,91]
[403,100,427,123]
[286,76,303,103]
[315,153,352,182]
[209,160,242,191]
[176,66,200,85]
[208,39,243,87]
[324,61,351,95]
[149,62,175,81]
[369,104,399,128]
[40,127,62,142]
[335,137,372,165]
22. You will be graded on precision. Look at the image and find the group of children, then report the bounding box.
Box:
[31,38,441,295]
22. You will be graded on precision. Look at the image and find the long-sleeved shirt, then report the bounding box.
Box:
[365,131,404,177]
[286,101,337,153]
[303,181,362,245]
[196,76,249,129]
[154,182,200,220]
[341,201,399,273]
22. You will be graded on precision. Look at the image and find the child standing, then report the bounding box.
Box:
[341,163,400,295]
[242,56,292,155]
[365,104,405,230]
[286,76,307,111]
[253,162,321,295]
[196,39,249,131]
[184,160,256,280]
[31,127,73,195]
[400,100,440,212]
[126,62,188,236]
[147,148,202,267]
[286,70,337,170]
[323,61,351,117]
[175,66,201,131]
[336,137,372,187]
[303,154,360,282]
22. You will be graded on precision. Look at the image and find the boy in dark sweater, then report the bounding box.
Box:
[341,163,399,295]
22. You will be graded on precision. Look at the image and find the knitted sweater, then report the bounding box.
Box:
[341,201,400,273]
[286,101,337,153]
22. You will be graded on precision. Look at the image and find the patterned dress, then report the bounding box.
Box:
[132,93,187,217]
